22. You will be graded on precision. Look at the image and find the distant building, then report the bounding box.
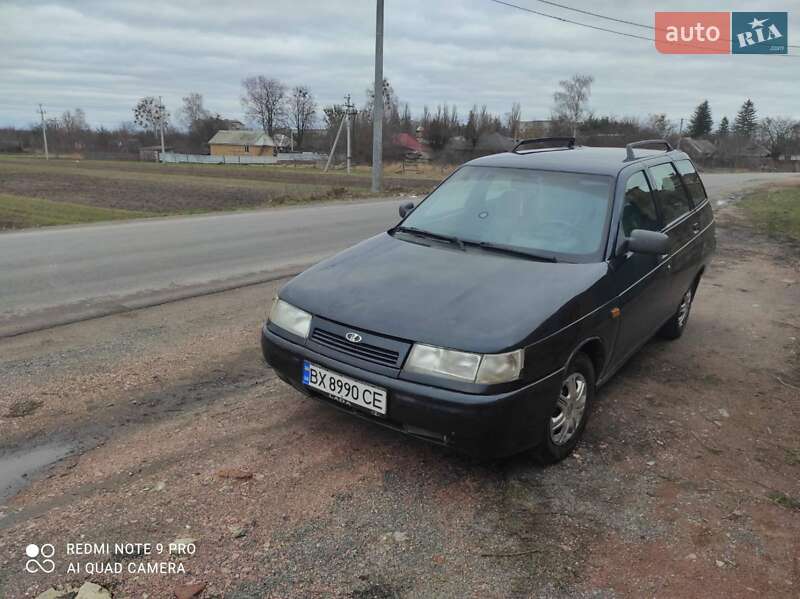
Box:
[678,138,717,161]
[208,130,275,156]
[139,145,174,161]
[392,132,431,158]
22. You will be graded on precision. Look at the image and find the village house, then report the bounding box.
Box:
[208,130,275,157]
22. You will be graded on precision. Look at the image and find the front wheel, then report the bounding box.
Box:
[535,352,595,464]
[658,287,694,340]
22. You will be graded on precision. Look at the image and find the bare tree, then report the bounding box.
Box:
[425,104,459,151]
[180,92,209,130]
[646,113,675,138]
[506,102,522,140]
[552,74,594,137]
[133,96,169,139]
[241,76,286,136]
[288,86,316,149]
[759,116,798,158]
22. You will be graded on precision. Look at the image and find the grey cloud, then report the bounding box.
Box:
[1,0,797,129]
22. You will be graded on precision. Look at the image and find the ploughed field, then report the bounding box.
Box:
[0,157,438,230]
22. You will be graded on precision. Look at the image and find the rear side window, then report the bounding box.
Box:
[674,159,707,204]
[621,171,660,236]
[648,163,692,225]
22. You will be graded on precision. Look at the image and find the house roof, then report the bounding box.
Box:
[393,132,424,153]
[679,137,716,158]
[208,130,274,146]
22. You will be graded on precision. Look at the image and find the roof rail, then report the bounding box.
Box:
[512,137,575,153]
[625,139,673,161]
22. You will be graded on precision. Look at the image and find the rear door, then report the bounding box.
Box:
[674,158,716,260]
[647,162,696,317]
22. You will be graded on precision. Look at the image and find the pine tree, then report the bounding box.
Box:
[733,99,758,138]
[716,116,730,138]
[687,100,713,138]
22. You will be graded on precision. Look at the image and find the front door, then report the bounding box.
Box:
[609,170,670,367]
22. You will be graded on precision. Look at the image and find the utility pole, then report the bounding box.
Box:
[344,94,355,174]
[324,116,346,172]
[371,0,384,192]
[158,96,166,158]
[38,104,49,160]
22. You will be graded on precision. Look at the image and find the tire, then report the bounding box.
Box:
[658,286,694,340]
[535,352,595,465]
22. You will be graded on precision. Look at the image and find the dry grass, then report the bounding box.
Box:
[0,193,145,230]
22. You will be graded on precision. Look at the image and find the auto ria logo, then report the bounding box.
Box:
[655,11,788,54]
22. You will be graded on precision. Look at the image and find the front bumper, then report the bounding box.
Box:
[260,324,563,458]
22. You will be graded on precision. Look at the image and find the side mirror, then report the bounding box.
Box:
[626,229,669,255]
[399,201,415,218]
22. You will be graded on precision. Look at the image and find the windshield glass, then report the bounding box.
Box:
[401,166,612,259]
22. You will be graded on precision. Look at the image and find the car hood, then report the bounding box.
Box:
[280,233,608,353]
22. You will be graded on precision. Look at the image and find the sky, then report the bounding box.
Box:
[1,0,798,130]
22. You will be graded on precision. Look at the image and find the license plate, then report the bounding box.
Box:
[302,361,388,415]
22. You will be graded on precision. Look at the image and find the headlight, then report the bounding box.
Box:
[476,349,524,384]
[268,298,312,339]
[404,344,481,382]
[404,344,524,384]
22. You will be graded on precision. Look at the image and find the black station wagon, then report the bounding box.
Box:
[261,138,715,462]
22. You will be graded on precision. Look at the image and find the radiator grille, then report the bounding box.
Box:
[310,328,401,368]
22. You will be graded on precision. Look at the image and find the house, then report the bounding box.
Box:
[208,130,275,156]
[392,132,431,158]
[678,138,716,161]
[222,119,246,131]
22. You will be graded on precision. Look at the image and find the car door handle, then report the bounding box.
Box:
[691,222,701,234]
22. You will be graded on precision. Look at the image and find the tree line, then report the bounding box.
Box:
[2,74,798,163]
[685,97,798,159]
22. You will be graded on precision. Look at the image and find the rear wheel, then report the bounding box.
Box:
[535,352,595,464]
[659,287,694,340]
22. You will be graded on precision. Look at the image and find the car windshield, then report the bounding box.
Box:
[400,166,612,260]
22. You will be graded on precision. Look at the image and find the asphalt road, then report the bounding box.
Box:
[1,172,798,337]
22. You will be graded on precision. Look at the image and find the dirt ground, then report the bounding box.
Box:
[0,201,798,598]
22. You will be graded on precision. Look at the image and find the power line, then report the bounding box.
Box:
[488,0,652,43]
[487,0,799,57]
[527,0,800,49]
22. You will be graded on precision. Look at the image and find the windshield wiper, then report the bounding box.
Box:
[469,240,558,263]
[393,226,465,250]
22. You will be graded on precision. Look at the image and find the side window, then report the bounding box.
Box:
[674,159,707,204]
[621,171,660,236]
[648,163,692,225]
